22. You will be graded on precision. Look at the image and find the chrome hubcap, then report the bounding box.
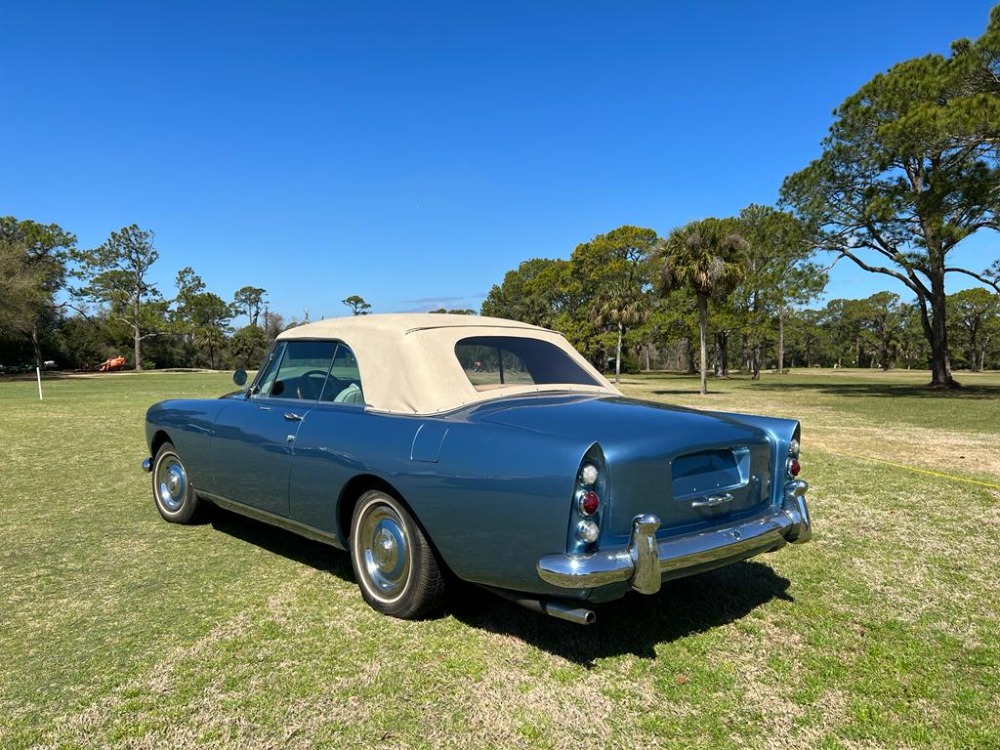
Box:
[360,506,409,599]
[156,457,187,512]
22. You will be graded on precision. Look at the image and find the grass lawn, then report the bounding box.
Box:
[1,368,998,749]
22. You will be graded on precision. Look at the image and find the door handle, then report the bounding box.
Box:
[283,412,304,422]
[690,493,734,509]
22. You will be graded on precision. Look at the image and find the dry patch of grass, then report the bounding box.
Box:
[620,370,1000,484]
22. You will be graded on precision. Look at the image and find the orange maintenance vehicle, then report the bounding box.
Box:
[98,355,126,372]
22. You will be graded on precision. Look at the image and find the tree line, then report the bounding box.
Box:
[0,212,432,373]
[484,7,1000,389]
[0,219,280,373]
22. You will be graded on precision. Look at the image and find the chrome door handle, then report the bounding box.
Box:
[691,493,734,508]
[283,412,304,422]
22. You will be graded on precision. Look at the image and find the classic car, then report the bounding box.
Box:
[143,313,811,624]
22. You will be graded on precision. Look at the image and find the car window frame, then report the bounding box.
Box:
[263,340,340,402]
[249,339,366,407]
[248,342,286,398]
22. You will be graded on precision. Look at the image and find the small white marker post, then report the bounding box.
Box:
[36,366,43,401]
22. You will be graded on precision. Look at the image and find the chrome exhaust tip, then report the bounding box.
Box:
[480,586,597,625]
[542,601,597,625]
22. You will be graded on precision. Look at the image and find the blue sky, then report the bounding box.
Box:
[3,1,998,324]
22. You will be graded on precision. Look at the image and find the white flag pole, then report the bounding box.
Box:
[36,366,43,401]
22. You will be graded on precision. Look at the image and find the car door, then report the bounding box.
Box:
[212,340,337,517]
[288,342,372,535]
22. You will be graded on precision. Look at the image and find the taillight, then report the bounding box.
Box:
[578,490,600,516]
[571,452,604,550]
[577,520,600,543]
[787,436,801,477]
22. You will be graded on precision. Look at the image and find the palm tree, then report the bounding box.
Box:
[655,219,748,395]
[593,282,648,384]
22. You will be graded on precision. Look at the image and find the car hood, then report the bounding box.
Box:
[474,394,768,456]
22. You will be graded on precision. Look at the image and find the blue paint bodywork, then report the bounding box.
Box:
[145,387,804,603]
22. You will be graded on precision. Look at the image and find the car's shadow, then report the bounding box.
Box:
[652,381,1000,400]
[448,562,792,666]
[209,506,353,578]
[209,507,791,667]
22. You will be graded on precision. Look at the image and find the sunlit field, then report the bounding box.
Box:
[1,368,997,749]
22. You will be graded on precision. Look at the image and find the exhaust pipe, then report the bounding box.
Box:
[541,601,597,625]
[481,586,597,625]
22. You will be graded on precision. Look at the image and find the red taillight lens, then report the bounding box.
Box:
[787,458,801,477]
[579,490,600,516]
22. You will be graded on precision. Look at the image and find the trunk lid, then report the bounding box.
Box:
[475,394,776,537]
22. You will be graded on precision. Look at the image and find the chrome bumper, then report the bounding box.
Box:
[537,480,811,595]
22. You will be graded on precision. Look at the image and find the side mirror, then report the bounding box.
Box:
[233,369,248,388]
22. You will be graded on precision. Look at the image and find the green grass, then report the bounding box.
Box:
[1,369,998,749]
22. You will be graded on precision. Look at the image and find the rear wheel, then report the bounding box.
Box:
[350,490,445,619]
[151,442,202,524]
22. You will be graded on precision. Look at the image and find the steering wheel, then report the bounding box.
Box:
[296,369,331,400]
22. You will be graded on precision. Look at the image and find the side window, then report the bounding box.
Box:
[319,344,365,405]
[267,341,337,401]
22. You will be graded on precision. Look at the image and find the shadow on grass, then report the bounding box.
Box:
[209,506,354,580]
[450,561,791,666]
[646,389,719,397]
[209,506,791,666]
[747,381,1000,400]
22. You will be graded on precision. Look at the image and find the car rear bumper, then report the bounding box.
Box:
[537,480,811,595]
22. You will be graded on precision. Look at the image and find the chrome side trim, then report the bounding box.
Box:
[537,483,812,592]
[202,492,346,550]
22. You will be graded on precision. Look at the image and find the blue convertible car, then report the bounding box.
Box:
[143,314,811,624]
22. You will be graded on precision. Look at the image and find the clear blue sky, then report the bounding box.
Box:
[3,1,998,324]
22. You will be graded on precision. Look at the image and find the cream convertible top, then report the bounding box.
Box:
[276,313,621,415]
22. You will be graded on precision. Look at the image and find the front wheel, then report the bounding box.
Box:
[151,442,202,524]
[350,490,445,619]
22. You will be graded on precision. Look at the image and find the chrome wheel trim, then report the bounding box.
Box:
[155,455,187,513]
[358,503,410,602]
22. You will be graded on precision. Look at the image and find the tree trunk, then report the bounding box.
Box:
[697,296,708,395]
[613,324,622,383]
[969,327,980,372]
[777,310,785,373]
[133,296,142,371]
[918,274,956,387]
[718,331,729,377]
[31,323,43,371]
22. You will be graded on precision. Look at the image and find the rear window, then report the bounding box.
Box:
[455,336,600,391]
